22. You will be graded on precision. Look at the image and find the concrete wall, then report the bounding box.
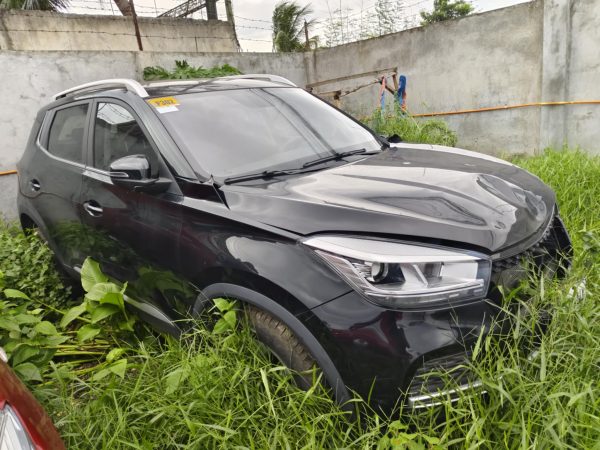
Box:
[304,0,600,156]
[305,2,545,154]
[0,10,238,52]
[541,0,600,151]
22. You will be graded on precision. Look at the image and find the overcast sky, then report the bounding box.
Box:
[68,0,532,52]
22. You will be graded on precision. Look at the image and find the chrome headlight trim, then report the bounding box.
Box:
[304,236,491,309]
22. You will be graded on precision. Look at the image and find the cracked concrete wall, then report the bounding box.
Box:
[0,11,237,52]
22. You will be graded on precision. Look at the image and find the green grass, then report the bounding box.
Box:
[3,149,600,449]
[364,106,458,147]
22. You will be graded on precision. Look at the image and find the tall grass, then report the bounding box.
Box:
[364,106,458,147]
[38,328,384,449]
[404,149,600,447]
[19,149,600,448]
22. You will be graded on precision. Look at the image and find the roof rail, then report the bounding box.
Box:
[144,74,297,89]
[53,79,149,100]
[225,74,297,86]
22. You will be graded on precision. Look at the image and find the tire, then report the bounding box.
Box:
[246,305,318,390]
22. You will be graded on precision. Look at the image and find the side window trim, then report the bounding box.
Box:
[38,100,92,168]
[89,98,162,174]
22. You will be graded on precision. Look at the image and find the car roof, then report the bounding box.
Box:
[48,75,296,107]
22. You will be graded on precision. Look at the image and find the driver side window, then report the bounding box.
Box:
[93,102,158,174]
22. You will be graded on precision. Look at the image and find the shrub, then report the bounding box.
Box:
[143,60,242,81]
[363,105,458,147]
[0,226,70,307]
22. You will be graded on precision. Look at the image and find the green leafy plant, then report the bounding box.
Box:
[0,226,71,307]
[143,61,242,81]
[64,257,136,341]
[0,253,139,383]
[379,420,443,449]
[211,298,238,334]
[0,276,67,381]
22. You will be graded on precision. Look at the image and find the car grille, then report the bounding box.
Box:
[406,351,480,409]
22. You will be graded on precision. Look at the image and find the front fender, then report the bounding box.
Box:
[198,282,351,408]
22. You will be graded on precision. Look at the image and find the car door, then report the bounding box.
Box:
[19,101,91,270]
[79,98,192,325]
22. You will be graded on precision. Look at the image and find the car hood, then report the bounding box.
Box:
[220,144,555,253]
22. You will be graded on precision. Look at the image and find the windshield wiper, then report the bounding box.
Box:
[223,148,379,185]
[301,148,378,168]
[223,168,310,185]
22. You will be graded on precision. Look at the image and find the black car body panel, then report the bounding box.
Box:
[222,144,555,253]
[16,78,572,413]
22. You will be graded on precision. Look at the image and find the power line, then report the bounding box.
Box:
[235,24,271,31]
[234,14,271,24]
[238,37,271,42]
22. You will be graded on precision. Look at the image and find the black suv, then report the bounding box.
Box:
[17,76,571,412]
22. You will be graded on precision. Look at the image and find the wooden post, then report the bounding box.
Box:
[130,0,143,51]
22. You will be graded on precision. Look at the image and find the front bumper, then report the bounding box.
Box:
[309,214,572,413]
[311,290,499,412]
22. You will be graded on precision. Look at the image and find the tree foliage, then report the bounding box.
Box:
[420,0,473,25]
[272,1,316,52]
[0,0,68,11]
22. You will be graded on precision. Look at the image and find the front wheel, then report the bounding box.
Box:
[245,305,318,390]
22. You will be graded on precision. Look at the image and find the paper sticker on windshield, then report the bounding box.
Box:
[147,97,179,113]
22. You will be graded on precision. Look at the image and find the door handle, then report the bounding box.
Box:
[30,179,41,191]
[83,201,103,217]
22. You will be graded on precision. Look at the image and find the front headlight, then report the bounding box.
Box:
[0,404,34,450]
[304,236,491,309]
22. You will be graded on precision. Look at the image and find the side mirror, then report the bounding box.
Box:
[109,155,171,193]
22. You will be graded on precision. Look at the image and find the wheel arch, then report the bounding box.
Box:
[198,282,351,407]
[19,212,37,231]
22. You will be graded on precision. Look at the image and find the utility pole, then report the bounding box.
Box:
[113,0,132,15]
[130,0,143,51]
[304,20,310,50]
[206,0,218,20]
[224,0,241,51]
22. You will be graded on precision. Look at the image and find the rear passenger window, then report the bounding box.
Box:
[47,104,88,163]
[93,103,158,173]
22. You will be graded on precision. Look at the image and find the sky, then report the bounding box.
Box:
[67,0,532,52]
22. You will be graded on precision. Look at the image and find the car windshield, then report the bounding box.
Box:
[154,87,381,180]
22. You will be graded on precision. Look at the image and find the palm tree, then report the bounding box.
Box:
[1,0,68,11]
[272,1,315,52]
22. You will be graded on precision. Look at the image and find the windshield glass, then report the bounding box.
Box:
[154,87,381,179]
